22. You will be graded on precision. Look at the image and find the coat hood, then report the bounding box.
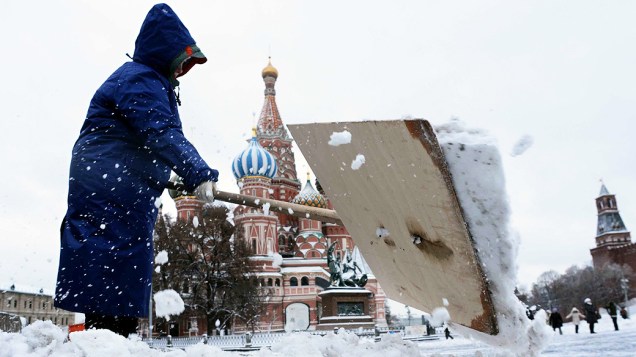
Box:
[133,3,206,87]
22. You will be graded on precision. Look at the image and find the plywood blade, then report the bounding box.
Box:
[288,119,498,335]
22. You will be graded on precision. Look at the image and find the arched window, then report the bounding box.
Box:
[275,279,281,287]
[252,239,257,254]
[290,277,298,286]
[259,278,265,287]
[301,276,309,286]
[267,278,273,286]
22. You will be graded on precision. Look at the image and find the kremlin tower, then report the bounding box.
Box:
[590,183,636,272]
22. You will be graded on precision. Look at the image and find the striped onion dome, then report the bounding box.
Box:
[292,176,327,209]
[232,130,278,180]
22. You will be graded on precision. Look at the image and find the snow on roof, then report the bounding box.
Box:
[319,288,371,295]
[319,315,372,321]
[298,232,324,239]
[0,284,52,296]
[252,272,283,277]
[280,266,329,275]
[282,257,326,265]
[250,255,276,261]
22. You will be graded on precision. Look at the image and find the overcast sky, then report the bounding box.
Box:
[1,1,635,296]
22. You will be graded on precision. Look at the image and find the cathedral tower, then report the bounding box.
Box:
[232,129,279,256]
[256,58,301,228]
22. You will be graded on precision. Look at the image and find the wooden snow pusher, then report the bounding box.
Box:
[165,185,344,225]
[166,119,497,334]
[287,119,498,335]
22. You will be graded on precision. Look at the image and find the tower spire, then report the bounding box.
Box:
[257,57,285,137]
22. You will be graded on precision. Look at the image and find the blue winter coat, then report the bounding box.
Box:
[55,3,218,317]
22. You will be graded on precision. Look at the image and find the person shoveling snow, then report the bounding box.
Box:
[54,3,218,337]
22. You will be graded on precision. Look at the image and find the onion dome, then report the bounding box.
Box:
[232,129,278,180]
[167,175,192,199]
[261,57,278,79]
[292,174,327,209]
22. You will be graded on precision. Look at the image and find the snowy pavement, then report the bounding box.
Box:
[416,313,636,357]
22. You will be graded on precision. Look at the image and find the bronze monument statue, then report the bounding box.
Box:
[327,242,368,287]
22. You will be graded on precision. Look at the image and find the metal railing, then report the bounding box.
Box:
[143,325,438,351]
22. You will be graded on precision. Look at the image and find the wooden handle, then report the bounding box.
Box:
[166,181,343,225]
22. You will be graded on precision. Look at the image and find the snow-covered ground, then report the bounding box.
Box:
[416,308,636,357]
[1,309,634,356]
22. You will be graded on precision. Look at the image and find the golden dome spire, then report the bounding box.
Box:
[262,57,278,79]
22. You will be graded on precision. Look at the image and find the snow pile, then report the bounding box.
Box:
[0,328,421,357]
[0,325,234,357]
[258,330,421,357]
[328,130,352,146]
[510,134,534,157]
[2,308,636,355]
[153,289,185,319]
[0,321,67,356]
[434,118,551,356]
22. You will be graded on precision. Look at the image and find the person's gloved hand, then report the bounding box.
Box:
[194,181,216,203]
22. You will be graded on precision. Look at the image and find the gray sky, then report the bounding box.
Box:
[1,0,635,295]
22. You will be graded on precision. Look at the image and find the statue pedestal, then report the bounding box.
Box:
[317,287,375,330]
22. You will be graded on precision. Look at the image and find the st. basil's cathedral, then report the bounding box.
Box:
[171,59,386,333]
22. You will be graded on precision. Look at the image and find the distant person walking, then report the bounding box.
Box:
[444,326,454,340]
[565,307,585,334]
[548,308,564,335]
[606,301,619,331]
[583,298,599,334]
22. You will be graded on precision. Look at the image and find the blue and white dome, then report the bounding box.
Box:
[232,135,278,180]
